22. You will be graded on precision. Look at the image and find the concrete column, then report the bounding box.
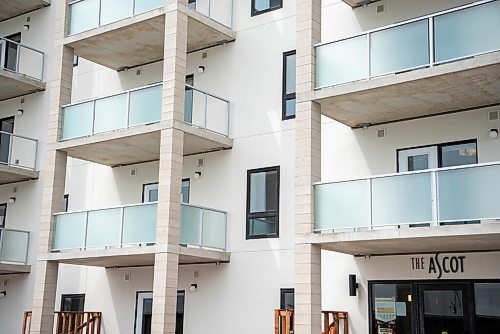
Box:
[151,1,188,333]
[295,0,322,333]
[31,0,73,332]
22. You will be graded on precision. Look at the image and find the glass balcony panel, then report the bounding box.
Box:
[86,208,122,248]
[0,230,28,263]
[53,213,87,250]
[372,172,433,226]
[69,0,100,35]
[205,95,229,136]
[190,89,207,128]
[122,204,157,245]
[438,164,500,221]
[371,20,429,77]
[62,102,94,140]
[100,0,134,26]
[180,205,202,246]
[134,0,165,15]
[316,35,368,87]
[10,136,37,170]
[129,85,162,126]
[93,93,128,134]
[201,209,226,250]
[315,180,370,230]
[434,1,500,62]
[16,46,44,81]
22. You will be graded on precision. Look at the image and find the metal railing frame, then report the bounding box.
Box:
[0,36,45,81]
[0,130,38,170]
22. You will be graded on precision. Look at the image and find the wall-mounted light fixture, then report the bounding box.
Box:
[23,24,30,31]
[8,197,16,204]
[197,65,205,74]
[349,274,358,297]
[190,283,198,292]
[489,128,498,139]
[194,171,202,179]
[17,109,24,116]
[0,291,6,299]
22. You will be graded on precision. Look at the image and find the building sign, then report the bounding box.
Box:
[410,252,465,279]
[374,298,396,322]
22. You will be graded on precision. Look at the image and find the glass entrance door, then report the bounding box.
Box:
[419,283,472,334]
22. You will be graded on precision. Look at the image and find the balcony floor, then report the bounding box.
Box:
[0,263,30,275]
[0,0,50,22]
[0,164,39,185]
[310,51,500,128]
[0,69,45,101]
[54,121,232,166]
[65,6,236,71]
[306,221,500,256]
[45,245,230,267]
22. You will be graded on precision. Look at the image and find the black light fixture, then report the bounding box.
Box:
[349,274,358,296]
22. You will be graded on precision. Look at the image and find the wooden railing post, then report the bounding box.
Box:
[322,311,348,334]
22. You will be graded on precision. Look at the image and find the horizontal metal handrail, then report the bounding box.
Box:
[186,0,234,29]
[0,37,45,55]
[314,0,496,48]
[54,201,157,216]
[185,84,230,103]
[182,203,227,215]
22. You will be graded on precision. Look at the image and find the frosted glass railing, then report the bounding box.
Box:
[61,84,162,140]
[0,131,38,170]
[0,37,44,81]
[52,203,157,250]
[68,0,234,35]
[185,84,230,136]
[180,204,227,251]
[0,228,30,264]
[315,162,500,231]
[315,0,500,88]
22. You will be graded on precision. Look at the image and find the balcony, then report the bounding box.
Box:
[312,162,500,255]
[0,227,30,274]
[55,83,232,165]
[0,131,39,185]
[0,37,45,101]
[64,0,235,70]
[0,0,50,22]
[312,0,500,127]
[47,202,229,266]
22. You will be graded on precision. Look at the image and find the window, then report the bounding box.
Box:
[282,50,296,120]
[181,179,190,204]
[73,55,79,67]
[135,291,185,334]
[60,294,85,334]
[280,288,294,310]
[370,283,414,334]
[185,75,194,124]
[251,0,282,16]
[143,183,158,203]
[188,0,196,10]
[246,166,279,239]
[0,203,6,228]
[63,194,69,212]
[1,33,21,72]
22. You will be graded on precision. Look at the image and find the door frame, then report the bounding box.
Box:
[134,291,153,334]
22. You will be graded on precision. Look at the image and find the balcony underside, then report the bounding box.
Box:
[0,0,50,22]
[55,122,232,166]
[312,51,500,128]
[65,7,236,71]
[0,263,30,275]
[0,164,39,185]
[45,246,230,267]
[308,221,500,256]
[0,69,45,101]
[340,0,381,8]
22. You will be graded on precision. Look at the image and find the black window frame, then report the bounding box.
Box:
[246,166,280,240]
[280,288,294,310]
[60,293,85,312]
[251,0,283,16]
[0,203,6,228]
[181,178,190,204]
[282,50,296,120]
[142,182,159,203]
[188,0,196,10]
[63,194,69,212]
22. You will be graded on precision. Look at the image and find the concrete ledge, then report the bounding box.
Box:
[0,69,45,101]
[175,120,233,155]
[305,51,500,127]
[179,246,230,264]
[0,0,50,22]
[0,263,31,275]
[0,164,39,185]
[303,221,500,256]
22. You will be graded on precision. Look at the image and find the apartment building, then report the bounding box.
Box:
[0,0,499,334]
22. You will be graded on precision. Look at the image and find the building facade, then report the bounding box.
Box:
[0,0,499,334]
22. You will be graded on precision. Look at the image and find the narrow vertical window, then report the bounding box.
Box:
[251,0,283,16]
[246,166,280,239]
[282,50,296,120]
[63,194,69,212]
[142,183,158,203]
[181,179,190,204]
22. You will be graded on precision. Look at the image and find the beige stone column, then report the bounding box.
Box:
[31,0,73,332]
[151,0,188,333]
[295,0,322,333]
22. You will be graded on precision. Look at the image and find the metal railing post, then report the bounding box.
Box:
[368,179,373,230]
[126,91,131,128]
[120,207,125,247]
[432,170,440,226]
[199,208,204,248]
[428,17,434,67]
[15,44,21,74]
[91,100,97,135]
[367,33,371,79]
[98,0,102,27]
[204,92,208,130]
[223,212,227,251]
[208,0,211,18]
[83,212,89,250]
[230,0,234,28]
[24,232,30,264]
[7,133,13,167]
[0,229,4,262]
[226,101,230,136]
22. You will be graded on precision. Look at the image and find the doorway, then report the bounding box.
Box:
[1,33,21,72]
[185,74,194,124]
[135,291,185,334]
[0,117,14,165]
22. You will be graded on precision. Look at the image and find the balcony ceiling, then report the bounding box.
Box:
[0,0,49,22]
[340,0,381,8]
[65,8,236,71]
[0,70,45,101]
[0,165,39,185]
[312,51,500,128]
[0,263,31,275]
[308,222,500,256]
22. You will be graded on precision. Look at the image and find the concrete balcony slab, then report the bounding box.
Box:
[0,164,39,185]
[0,69,45,101]
[0,0,50,22]
[0,263,31,275]
[179,247,230,265]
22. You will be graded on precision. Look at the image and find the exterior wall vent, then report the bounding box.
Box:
[376,3,386,13]
[197,158,205,167]
[488,110,499,121]
[124,273,131,281]
[376,129,386,138]
[130,169,137,176]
